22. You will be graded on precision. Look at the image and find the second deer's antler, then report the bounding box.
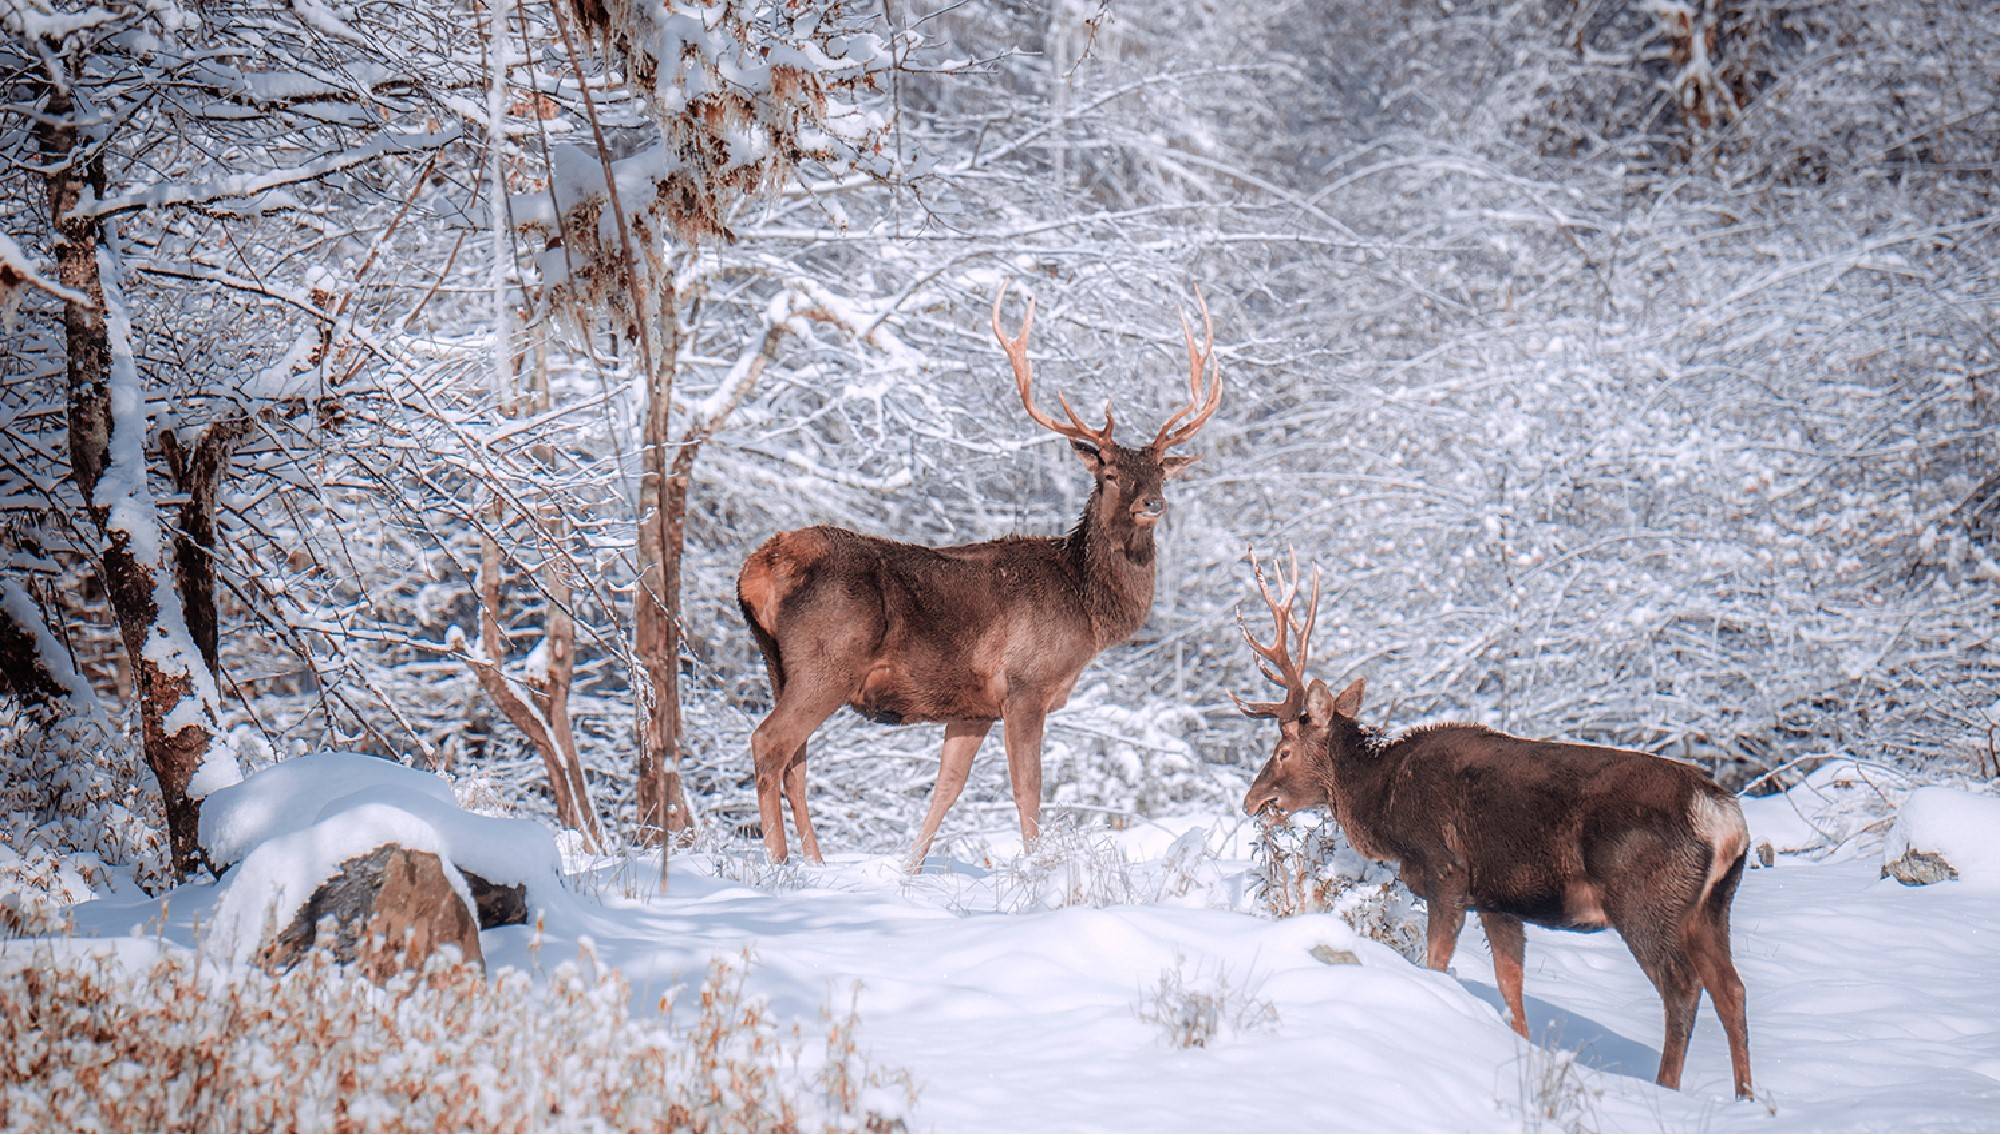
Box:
[1231,547,1321,719]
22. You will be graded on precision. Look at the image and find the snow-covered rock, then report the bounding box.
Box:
[1881,787,2000,888]
[262,844,484,979]
[198,752,568,964]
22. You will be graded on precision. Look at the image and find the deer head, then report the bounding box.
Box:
[991,283,1223,544]
[1233,550,1366,816]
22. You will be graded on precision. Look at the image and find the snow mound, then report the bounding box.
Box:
[199,753,568,964]
[198,751,456,868]
[1882,787,2000,889]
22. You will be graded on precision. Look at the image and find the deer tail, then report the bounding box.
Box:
[1689,789,1750,913]
[737,588,785,696]
[737,540,790,696]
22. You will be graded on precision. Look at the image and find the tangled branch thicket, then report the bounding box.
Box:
[1,0,1992,869]
[0,942,912,1133]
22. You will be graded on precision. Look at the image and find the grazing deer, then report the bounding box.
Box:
[737,284,1224,866]
[1233,553,1753,1100]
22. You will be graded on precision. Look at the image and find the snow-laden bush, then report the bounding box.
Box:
[1506,1039,1603,1135]
[0,700,167,930]
[961,819,1215,914]
[1043,690,1209,818]
[1135,955,1280,1049]
[1252,817,1425,965]
[0,939,911,1132]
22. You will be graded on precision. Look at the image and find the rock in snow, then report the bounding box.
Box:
[1881,786,2000,888]
[199,752,567,966]
[262,844,483,979]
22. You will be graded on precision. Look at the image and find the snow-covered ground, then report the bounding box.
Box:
[55,763,1999,1134]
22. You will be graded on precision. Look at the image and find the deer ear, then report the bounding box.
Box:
[1160,453,1200,479]
[1070,439,1104,469]
[1330,676,1366,719]
[1304,679,1336,723]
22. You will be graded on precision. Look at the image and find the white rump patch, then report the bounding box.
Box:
[1690,791,1750,905]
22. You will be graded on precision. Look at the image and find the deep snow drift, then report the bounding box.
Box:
[37,757,2001,1132]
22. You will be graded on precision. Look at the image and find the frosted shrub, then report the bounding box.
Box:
[1135,956,1279,1049]
[969,820,1212,913]
[0,701,168,931]
[989,820,1145,911]
[1506,1039,1602,1135]
[1042,691,1209,818]
[1253,817,1425,964]
[0,939,912,1132]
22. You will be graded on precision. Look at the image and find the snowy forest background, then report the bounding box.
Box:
[2,0,1995,895]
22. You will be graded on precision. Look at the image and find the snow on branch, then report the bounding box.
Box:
[80,128,461,219]
[0,232,95,326]
[515,0,894,314]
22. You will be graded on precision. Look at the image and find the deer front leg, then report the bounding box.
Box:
[1000,705,1047,848]
[1424,895,1467,972]
[906,718,993,871]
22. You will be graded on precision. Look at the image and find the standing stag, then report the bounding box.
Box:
[737,284,1224,866]
[1233,553,1753,1100]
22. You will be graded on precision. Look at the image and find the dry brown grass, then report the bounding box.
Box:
[0,936,912,1132]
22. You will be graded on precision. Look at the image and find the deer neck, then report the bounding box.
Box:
[1318,725,1400,860]
[1063,491,1156,647]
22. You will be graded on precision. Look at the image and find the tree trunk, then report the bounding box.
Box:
[41,89,223,880]
[163,421,251,675]
[634,301,694,847]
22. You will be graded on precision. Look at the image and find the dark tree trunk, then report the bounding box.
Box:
[40,86,219,881]
[162,421,250,675]
[0,595,67,706]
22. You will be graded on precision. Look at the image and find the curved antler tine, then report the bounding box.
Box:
[1149,308,1205,445]
[1230,690,1291,718]
[1295,564,1322,677]
[1151,283,1224,452]
[1053,391,1117,450]
[995,283,1120,449]
[991,280,1032,344]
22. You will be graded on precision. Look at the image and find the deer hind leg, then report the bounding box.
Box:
[1000,705,1047,848]
[781,746,822,864]
[1480,912,1530,1038]
[750,682,848,864]
[1685,856,1753,1100]
[906,718,993,872]
[1619,917,1702,1091]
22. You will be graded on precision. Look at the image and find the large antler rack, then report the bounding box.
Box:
[992,282,1118,453]
[1148,283,1224,453]
[1230,547,1321,719]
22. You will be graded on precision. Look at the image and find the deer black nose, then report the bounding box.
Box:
[1137,495,1166,517]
